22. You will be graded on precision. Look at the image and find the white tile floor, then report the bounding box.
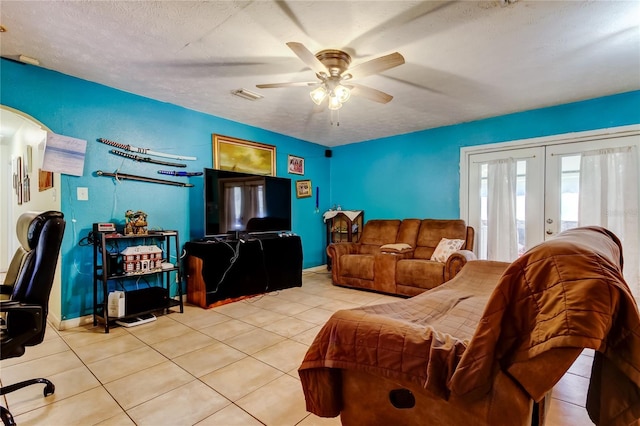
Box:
[1,270,594,425]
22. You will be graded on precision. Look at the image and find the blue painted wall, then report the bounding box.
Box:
[1,59,329,321]
[330,90,640,220]
[3,57,639,321]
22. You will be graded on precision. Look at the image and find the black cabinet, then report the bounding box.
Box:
[92,230,183,332]
[185,235,302,308]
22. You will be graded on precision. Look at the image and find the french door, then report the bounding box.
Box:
[462,127,640,301]
[467,146,544,260]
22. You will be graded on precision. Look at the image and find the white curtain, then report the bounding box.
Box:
[221,183,240,231]
[579,146,639,302]
[487,158,519,262]
[220,179,266,232]
[243,182,264,225]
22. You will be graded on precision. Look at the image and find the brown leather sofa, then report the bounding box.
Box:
[301,227,640,425]
[326,219,475,296]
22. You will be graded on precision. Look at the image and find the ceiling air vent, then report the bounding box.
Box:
[231,89,263,101]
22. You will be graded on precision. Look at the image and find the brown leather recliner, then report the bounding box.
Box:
[327,219,475,296]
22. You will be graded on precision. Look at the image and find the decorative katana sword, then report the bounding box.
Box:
[97,137,197,161]
[110,149,187,168]
[158,170,203,177]
[95,170,194,187]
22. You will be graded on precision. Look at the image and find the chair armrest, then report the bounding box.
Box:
[327,243,359,284]
[444,249,477,281]
[326,242,359,259]
[0,284,13,296]
[374,251,413,293]
[377,251,414,259]
[0,301,44,327]
[0,300,44,315]
[379,243,414,256]
[0,300,20,309]
[0,301,45,358]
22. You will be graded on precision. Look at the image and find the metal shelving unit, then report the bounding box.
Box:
[92,230,183,333]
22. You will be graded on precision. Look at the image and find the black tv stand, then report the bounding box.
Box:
[185,235,302,307]
[206,230,292,240]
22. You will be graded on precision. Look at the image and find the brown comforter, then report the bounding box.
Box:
[299,227,640,425]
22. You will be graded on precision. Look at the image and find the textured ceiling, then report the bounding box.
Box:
[1,1,639,147]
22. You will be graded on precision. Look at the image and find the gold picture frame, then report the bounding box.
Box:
[296,179,312,198]
[39,169,54,192]
[213,134,276,176]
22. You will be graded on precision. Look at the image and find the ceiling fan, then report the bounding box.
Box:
[256,42,405,110]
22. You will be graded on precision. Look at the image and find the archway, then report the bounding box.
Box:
[0,105,62,321]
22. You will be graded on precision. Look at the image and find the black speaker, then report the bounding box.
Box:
[325,149,332,158]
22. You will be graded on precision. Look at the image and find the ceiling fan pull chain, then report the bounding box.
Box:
[330,109,340,127]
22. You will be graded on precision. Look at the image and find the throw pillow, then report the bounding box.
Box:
[430,238,465,262]
[380,243,413,254]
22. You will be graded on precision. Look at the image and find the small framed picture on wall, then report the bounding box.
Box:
[288,154,304,175]
[296,179,312,198]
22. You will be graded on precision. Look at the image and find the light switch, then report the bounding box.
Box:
[77,187,89,201]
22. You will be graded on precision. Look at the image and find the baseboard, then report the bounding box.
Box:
[55,314,94,331]
[304,264,328,273]
[47,310,61,330]
[49,276,319,331]
[53,297,185,331]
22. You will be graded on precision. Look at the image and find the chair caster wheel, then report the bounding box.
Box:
[43,381,55,397]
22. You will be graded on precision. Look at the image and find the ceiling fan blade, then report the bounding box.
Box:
[286,42,328,76]
[345,52,405,80]
[346,1,456,53]
[143,57,303,78]
[349,83,394,104]
[256,81,319,89]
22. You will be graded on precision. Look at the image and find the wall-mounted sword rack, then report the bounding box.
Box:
[95,170,194,187]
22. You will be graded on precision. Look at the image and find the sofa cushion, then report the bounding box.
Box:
[396,219,421,246]
[396,259,445,290]
[340,254,375,280]
[414,219,468,259]
[431,238,465,262]
[359,220,401,246]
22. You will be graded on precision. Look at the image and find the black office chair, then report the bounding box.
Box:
[0,211,65,426]
[1,212,40,303]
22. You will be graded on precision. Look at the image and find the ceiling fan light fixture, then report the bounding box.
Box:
[310,85,327,105]
[327,95,343,110]
[258,42,404,116]
[334,84,350,103]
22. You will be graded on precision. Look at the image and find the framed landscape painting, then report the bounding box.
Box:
[213,134,276,176]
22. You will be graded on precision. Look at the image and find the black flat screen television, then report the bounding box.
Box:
[204,168,292,237]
